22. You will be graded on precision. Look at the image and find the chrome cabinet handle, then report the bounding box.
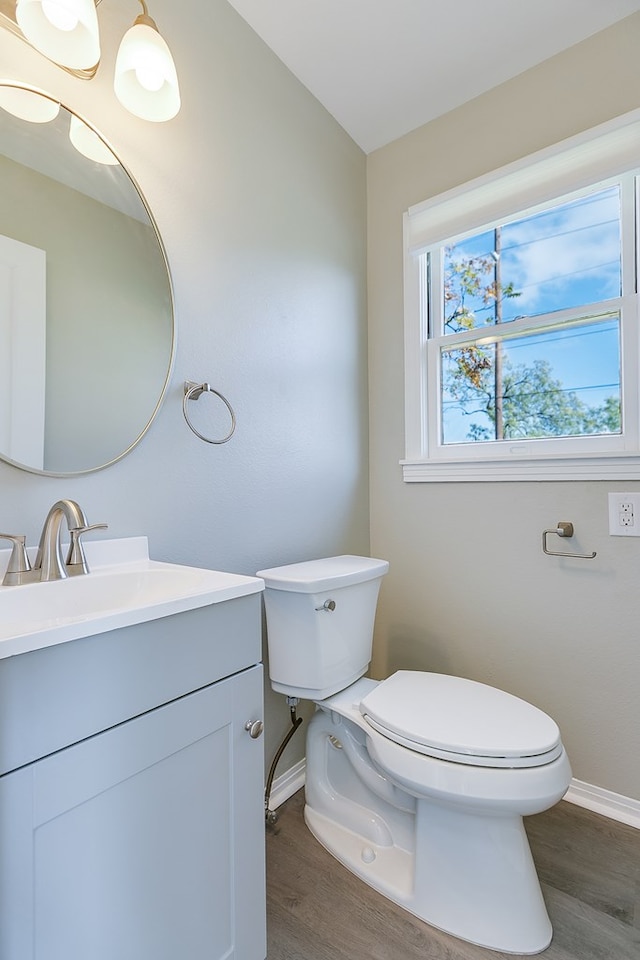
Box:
[244,719,264,739]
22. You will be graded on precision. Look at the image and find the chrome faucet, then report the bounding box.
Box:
[36,500,108,581]
[1,500,108,586]
[34,500,88,581]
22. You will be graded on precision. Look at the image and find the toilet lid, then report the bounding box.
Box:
[360,671,562,767]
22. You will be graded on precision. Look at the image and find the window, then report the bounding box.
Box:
[403,112,640,481]
[436,183,626,447]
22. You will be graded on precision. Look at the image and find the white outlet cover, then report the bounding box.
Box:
[608,492,640,537]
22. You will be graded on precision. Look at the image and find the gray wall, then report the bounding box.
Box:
[367,14,640,801]
[0,0,369,774]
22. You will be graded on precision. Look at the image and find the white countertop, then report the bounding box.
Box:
[0,537,264,659]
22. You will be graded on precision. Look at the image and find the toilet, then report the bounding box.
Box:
[257,555,572,955]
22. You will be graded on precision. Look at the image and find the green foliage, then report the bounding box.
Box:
[444,247,520,390]
[444,252,494,333]
[442,249,621,441]
[451,357,621,440]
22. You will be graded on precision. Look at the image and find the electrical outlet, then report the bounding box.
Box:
[608,492,640,536]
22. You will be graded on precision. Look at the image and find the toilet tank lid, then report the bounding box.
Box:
[256,555,389,592]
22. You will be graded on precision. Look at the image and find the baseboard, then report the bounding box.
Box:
[564,778,640,829]
[268,758,306,810]
[269,762,640,830]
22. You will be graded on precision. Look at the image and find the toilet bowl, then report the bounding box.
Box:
[257,556,572,955]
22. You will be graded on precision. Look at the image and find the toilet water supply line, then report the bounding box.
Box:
[264,697,303,825]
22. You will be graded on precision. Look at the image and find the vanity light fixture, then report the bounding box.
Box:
[15,0,100,72]
[0,81,117,165]
[2,1,180,121]
[114,0,180,122]
[69,112,118,163]
[0,84,60,121]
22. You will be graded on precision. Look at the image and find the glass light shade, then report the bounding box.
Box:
[15,0,100,71]
[69,114,119,165]
[0,86,60,122]
[114,22,180,122]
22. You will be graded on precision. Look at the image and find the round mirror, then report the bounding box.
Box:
[0,82,174,475]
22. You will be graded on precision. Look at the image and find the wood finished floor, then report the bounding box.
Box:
[266,789,640,959]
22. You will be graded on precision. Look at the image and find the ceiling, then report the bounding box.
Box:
[226,0,640,153]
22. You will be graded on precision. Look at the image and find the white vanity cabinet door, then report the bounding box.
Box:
[0,664,265,960]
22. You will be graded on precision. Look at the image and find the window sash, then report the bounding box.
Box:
[426,305,636,461]
[429,175,634,338]
[430,300,623,352]
[438,310,623,445]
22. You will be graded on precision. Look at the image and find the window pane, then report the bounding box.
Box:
[442,187,621,334]
[441,317,621,444]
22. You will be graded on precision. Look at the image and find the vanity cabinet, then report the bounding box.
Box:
[0,594,266,960]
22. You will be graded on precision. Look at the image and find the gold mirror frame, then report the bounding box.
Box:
[0,82,175,476]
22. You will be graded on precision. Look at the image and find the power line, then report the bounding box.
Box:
[447,256,620,307]
[448,188,620,258]
[500,217,619,254]
[442,379,620,411]
[498,324,618,354]
[452,216,620,261]
[444,257,621,325]
[442,320,619,351]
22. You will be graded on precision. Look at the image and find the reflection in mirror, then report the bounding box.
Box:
[0,83,173,475]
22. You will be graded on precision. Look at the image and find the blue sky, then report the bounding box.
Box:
[440,186,622,443]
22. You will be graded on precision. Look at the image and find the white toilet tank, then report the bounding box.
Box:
[257,555,389,700]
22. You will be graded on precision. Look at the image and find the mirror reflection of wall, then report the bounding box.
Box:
[0,85,174,476]
[0,232,46,467]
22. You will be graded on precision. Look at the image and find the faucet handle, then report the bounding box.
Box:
[66,523,108,575]
[0,534,33,586]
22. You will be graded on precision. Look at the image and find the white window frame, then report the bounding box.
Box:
[402,110,640,482]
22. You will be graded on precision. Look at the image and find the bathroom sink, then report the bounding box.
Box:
[0,537,264,658]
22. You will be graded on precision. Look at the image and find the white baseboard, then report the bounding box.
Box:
[564,778,640,829]
[269,762,640,830]
[268,758,306,810]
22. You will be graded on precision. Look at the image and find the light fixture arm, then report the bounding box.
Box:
[134,1,158,32]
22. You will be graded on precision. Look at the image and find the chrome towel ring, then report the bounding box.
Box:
[182,380,236,444]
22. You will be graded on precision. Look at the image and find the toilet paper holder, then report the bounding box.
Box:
[542,521,596,559]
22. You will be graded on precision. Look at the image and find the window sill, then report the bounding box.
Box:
[401,453,640,482]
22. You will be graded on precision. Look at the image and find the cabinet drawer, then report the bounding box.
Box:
[0,593,262,774]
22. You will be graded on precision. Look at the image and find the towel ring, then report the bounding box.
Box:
[182,381,236,444]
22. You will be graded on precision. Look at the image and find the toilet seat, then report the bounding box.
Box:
[360,671,563,769]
